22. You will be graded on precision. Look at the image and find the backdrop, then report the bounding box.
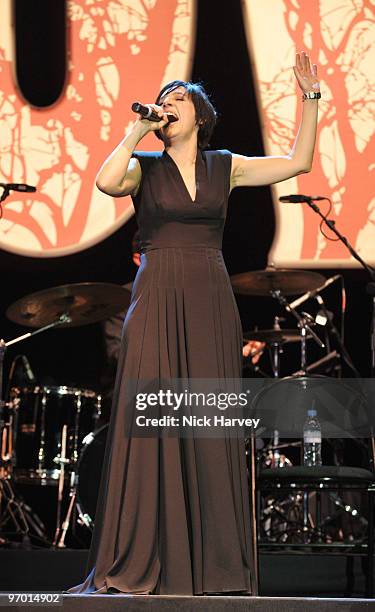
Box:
[0,0,196,256]
[243,0,375,267]
[1,0,373,266]
[0,1,372,387]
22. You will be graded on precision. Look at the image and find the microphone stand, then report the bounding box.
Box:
[305,199,375,377]
[306,202,375,585]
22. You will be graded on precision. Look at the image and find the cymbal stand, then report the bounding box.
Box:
[268,317,285,467]
[4,315,72,349]
[53,392,82,548]
[53,425,68,546]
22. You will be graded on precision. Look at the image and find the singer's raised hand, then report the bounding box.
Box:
[231,50,319,188]
[293,51,320,94]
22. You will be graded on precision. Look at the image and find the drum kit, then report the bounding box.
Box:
[0,266,361,548]
[0,282,131,548]
[231,266,366,543]
[234,266,342,378]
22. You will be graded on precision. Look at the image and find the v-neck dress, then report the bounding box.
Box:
[67,148,254,595]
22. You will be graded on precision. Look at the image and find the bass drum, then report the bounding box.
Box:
[76,424,108,529]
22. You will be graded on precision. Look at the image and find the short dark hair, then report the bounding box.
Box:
[154,80,217,149]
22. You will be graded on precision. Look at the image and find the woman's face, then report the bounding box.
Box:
[158,86,198,145]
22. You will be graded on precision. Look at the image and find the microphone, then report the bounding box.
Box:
[21,355,36,382]
[131,102,178,123]
[289,274,341,310]
[0,183,36,192]
[279,194,326,203]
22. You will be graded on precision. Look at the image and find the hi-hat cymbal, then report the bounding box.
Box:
[6,282,132,328]
[243,329,312,344]
[231,268,325,296]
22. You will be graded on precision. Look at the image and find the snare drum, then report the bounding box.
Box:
[10,385,102,484]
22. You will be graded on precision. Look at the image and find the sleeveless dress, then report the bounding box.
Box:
[67,148,255,595]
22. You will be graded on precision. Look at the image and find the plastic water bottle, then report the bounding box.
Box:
[303,408,322,466]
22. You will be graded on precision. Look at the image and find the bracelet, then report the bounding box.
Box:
[302,91,321,100]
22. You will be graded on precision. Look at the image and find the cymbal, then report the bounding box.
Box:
[6,282,132,328]
[231,268,325,296]
[243,329,312,344]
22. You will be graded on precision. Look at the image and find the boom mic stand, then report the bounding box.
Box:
[304,198,375,377]
[302,198,375,559]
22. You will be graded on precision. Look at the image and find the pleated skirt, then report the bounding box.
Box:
[67,247,254,595]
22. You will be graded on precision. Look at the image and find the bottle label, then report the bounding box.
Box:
[304,435,321,443]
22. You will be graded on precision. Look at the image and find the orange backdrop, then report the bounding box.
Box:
[0,0,196,257]
[242,0,375,267]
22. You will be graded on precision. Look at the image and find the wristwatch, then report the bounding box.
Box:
[302,91,321,100]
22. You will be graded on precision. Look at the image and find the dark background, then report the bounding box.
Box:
[1,0,372,396]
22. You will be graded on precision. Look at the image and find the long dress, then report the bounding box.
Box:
[67,148,255,595]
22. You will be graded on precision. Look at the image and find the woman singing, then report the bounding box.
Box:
[67,51,319,595]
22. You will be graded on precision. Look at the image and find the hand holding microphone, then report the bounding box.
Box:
[131,102,178,132]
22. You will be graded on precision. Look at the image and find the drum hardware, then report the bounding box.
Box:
[256,439,305,543]
[261,488,368,545]
[53,425,67,546]
[6,282,133,329]
[0,282,127,547]
[1,399,14,479]
[243,320,314,379]
[8,386,101,485]
[55,483,78,548]
[261,442,295,470]
[244,328,313,345]
[270,289,324,374]
[292,350,341,377]
[253,375,371,546]
[231,268,326,297]
[238,266,369,546]
[52,393,102,546]
[319,492,368,543]
[74,424,109,530]
[52,424,81,548]
[0,475,50,546]
[315,295,360,377]
[3,385,102,546]
[260,492,309,543]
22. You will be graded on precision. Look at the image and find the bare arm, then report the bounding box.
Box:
[95,107,168,197]
[231,52,320,189]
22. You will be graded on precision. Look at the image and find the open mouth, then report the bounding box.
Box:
[166,112,178,123]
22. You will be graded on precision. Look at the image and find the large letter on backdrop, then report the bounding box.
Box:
[0,0,196,257]
[242,0,375,267]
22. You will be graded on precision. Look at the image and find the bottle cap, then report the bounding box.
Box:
[307,409,317,417]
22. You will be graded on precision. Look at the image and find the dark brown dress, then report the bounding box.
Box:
[67,149,254,595]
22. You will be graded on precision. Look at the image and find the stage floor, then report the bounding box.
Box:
[0,548,370,598]
[0,594,374,612]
